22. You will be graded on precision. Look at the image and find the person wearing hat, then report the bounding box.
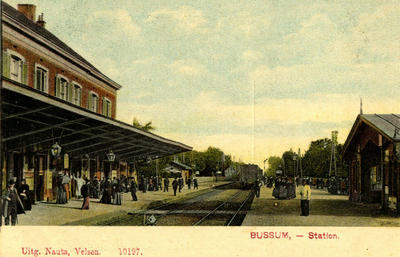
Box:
[2,179,25,225]
[18,179,32,211]
[299,179,311,216]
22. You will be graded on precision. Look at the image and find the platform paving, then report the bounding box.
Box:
[242,185,400,226]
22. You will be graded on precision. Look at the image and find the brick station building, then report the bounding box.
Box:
[343,114,400,213]
[1,2,192,201]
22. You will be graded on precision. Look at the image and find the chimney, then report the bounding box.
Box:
[37,13,46,28]
[17,4,36,22]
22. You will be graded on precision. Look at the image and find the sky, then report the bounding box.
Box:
[4,0,400,169]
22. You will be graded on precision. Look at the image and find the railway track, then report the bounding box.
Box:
[134,183,255,226]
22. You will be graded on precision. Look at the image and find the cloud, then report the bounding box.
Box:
[168,60,208,76]
[145,6,208,33]
[353,5,400,61]
[85,9,141,40]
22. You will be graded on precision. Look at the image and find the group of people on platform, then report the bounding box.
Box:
[327,177,349,195]
[272,176,296,199]
[136,175,198,194]
[2,173,199,225]
[2,178,31,226]
[54,172,199,208]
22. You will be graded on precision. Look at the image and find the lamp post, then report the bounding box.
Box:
[106,150,116,179]
[51,142,62,176]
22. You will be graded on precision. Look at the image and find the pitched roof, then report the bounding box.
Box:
[343,114,400,157]
[2,1,121,90]
[170,161,193,170]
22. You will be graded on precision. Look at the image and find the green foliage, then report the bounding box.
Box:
[136,147,240,178]
[132,117,156,132]
[265,137,348,179]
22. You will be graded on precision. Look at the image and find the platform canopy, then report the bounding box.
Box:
[1,80,192,162]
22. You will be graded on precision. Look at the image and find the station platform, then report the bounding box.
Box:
[241,185,400,227]
[8,177,228,226]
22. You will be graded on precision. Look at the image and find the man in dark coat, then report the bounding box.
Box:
[193,177,198,189]
[2,179,25,225]
[172,177,178,196]
[178,177,184,193]
[255,178,262,198]
[164,177,169,192]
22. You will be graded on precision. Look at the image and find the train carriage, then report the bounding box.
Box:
[239,164,262,189]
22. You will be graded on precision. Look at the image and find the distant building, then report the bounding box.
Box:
[343,114,400,213]
[224,165,239,180]
[165,160,193,183]
[1,2,191,201]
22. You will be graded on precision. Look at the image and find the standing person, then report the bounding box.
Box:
[130,177,138,201]
[113,180,122,205]
[164,177,169,192]
[187,177,191,190]
[92,177,100,198]
[255,178,262,198]
[178,177,184,193]
[100,179,112,204]
[193,177,198,189]
[172,177,178,196]
[143,177,147,193]
[81,179,90,210]
[56,173,67,204]
[2,179,25,225]
[299,179,311,216]
[63,172,71,201]
[17,179,32,211]
[158,177,162,191]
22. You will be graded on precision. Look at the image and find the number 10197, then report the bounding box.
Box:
[118,248,141,255]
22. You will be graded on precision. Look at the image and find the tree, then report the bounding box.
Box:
[203,146,224,176]
[132,117,155,132]
[266,156,282,177]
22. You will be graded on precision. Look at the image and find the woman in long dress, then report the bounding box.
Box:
[81,179,90,210]
[130,178,137,201]
[113,180,122,205]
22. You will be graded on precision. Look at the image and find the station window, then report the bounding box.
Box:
[103,97,112,117]
[3,50,28,85]
[35,65,48,93]
[73,83,82,106]
[88,92,99,112]
[55,75,71,101]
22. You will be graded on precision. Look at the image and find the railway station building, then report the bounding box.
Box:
[342,114,400,213]
[1,2,192,201]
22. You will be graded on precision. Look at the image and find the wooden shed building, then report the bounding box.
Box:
[342,114,400,213]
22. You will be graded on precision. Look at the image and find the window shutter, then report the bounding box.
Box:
[55,76,61,97]
[102,97,106,115]
[88,92,92,111]
[3,52,10,78]
[22,62,28,85]
[109,100,113,117]
[69,82,73,102]
[35,68,38,90]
